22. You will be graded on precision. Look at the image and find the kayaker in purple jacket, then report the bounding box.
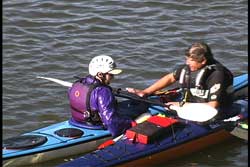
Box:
[68,55,136,137]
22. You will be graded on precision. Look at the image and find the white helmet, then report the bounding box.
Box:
[89,55,122,76]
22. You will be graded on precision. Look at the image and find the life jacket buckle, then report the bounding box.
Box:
[83,110,91,119]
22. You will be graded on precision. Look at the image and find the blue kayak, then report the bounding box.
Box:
[57,74,248,167]
[3,95,149,167]
[3,115,111,167]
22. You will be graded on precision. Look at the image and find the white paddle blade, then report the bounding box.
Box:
[135,112,152,124]
[170,103,218,122]
[37,76,73,87]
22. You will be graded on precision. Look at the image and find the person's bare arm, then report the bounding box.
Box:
[127,73,176,97]
[143,73,176,95]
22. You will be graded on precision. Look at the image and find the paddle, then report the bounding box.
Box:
[114,88,218,122]
[97,134,124,150]
[37,76,218,122]
[230,123,248,141]
[37,76,73,87]
[223,114,248,141]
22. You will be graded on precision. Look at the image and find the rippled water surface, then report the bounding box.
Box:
[3,0,248,166]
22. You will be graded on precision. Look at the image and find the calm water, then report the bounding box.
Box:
[3,0,248,166]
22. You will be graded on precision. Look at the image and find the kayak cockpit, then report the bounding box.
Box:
[3,118,106,151]
[68,117,106,130]
[3,135,48,150]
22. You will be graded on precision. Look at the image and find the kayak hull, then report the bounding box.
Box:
[118,130,232,167]
[3,99,147,167]
[3,136,111,167]
[57,99,248,167]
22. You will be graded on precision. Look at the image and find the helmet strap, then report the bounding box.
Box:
[96,72,106,83]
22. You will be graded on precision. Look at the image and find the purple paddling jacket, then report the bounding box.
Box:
[68,75,133,137]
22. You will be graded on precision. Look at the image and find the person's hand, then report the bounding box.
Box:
[126,88,147,97]
[164,102,180,110]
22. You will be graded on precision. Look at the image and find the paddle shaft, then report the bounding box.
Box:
[113,88,171,108]
[36,76,171,108]
[37,76,219,122]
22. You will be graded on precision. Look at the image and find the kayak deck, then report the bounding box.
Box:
[3,120,110,159]
[3,99,150,167]
[57,100,248,167]
[3,121,111,167]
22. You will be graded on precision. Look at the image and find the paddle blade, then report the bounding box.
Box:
[98,140,115,150]
[230,124,248,141]
[135,112,152,124]
[98,134,124,150]
[37,76,73,87]
[170,103,218,122]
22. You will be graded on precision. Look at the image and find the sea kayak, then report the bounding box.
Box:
[2,95,149,167]
[58,74,248,167]
[3,74,202,167]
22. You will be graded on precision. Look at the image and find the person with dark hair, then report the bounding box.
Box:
[127,42,234,119]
